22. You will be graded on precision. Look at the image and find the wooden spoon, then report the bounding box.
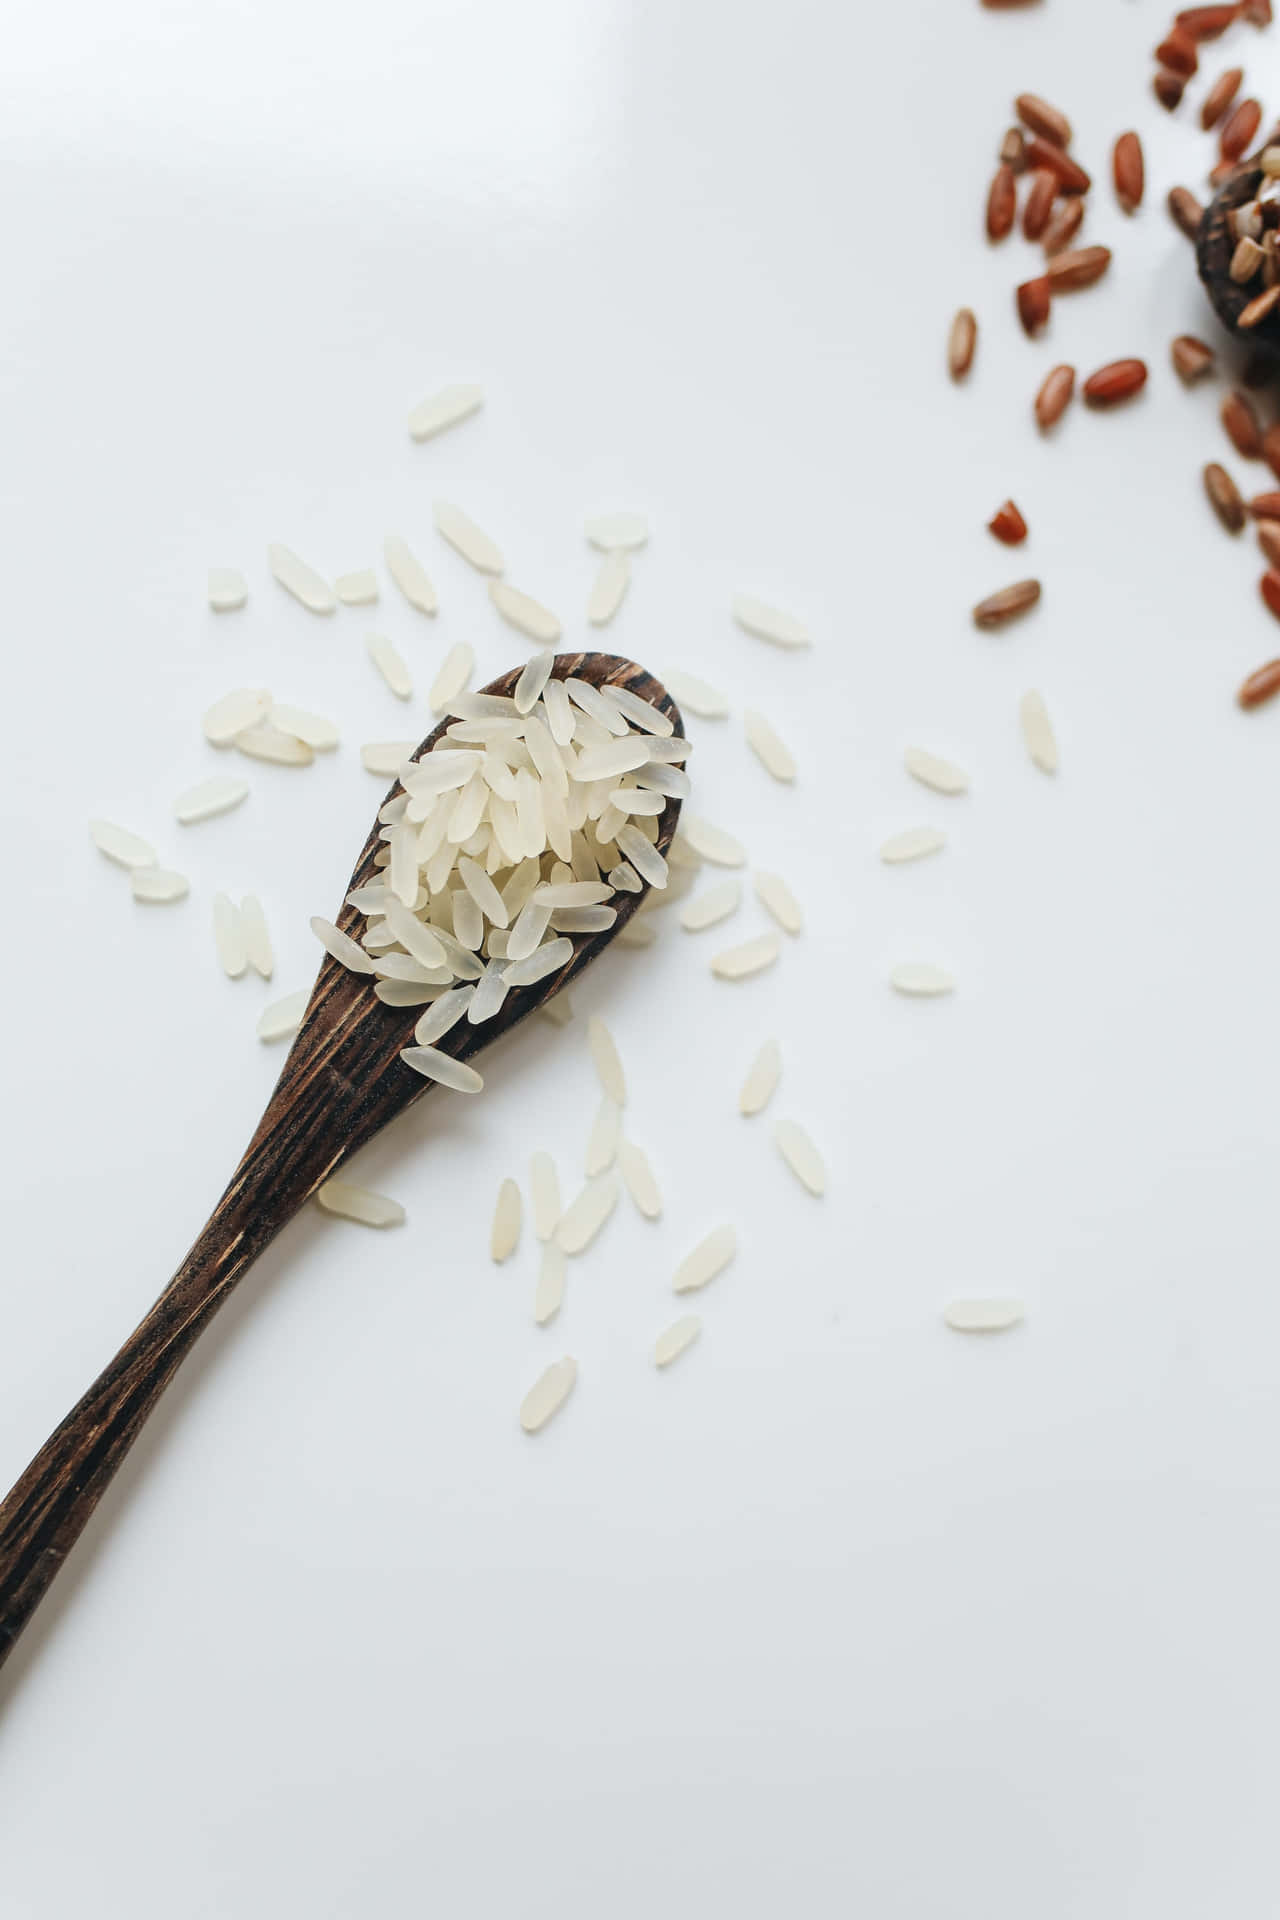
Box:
[1197,160,1280,358]
[0,650,683,1672]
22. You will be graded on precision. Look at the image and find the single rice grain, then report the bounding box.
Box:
[91,819,157,869]
[739,1038,781,1116]
[433,500,504,575]
[556,1172,620,1254]
[408,381,483,442]
[754,871,802,935]
[490,1177,522,1261]
[944,1298,1024,1333]
[773,1119,826,1195]
[880,827,946,863]
[315,1180,405,1228]
[257,987,308,1042]
[654,1315,701,1369]
[519,1356,577,1433]
[268,543,335,614]
[673,1225,736,1295]
[618,1138,662,1218]
[534,1245,567,1325]
[711,932,781,979]
[732,593,810,649]
[383,534,438,615]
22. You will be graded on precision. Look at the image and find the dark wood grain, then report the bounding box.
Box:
[0,652,683,1673]
[1197,162,1280,357]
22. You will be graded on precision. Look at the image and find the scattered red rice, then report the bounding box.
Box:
[1047,245,1112,290]
[1250,489,1280,517]
[1221,96,1263,158]
[948,307,978,380]
[1022,169,1057,240]
[1155,27,1200,73]
[1024,136,1091,193]
[1167,185,1206,238]
[1017,275,1052,335]
[1204,462,1247,531]
[988,500,1029,544]
[1261,571,1280,620]
[1083,359,1149,405]
[1035,363,1076,428]
[986,164,1017,240]
[1201,65,1244,127]
[1042,198,1085,254]
[1238,656,1280,705]
[1113,132,1145,213]
[973,580,1042,627]
[1222,388,1264,456]
[1171,334,1217,380]
[1015,93,1072,145]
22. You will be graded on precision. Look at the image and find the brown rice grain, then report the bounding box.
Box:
[948,308,978,379]
[1222,388,1263,456]
[1201,66,1244,128]
[1016,275,1051,335]
[1035,363,1076,428]
[1204,462,1247,531]
[973,580,1041,628]
[1167,185,1205,238]
[1171,334,1216,381]
[1082,359,1148,406]
[1046,244,1111,290]
[1238,656,1280,706]
[1112,132,1145,213]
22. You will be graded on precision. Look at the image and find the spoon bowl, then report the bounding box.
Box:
[0,649,683,1672]
[1197,160,1280,358]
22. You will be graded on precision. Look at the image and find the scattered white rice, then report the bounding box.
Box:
[880,827,946,864]
[1020,690,1059,774]
[773,1119,825,1196]
[335,568,378,605]
[519,1355,577,1433]
[744,710,796,782]
[555,1172,619,1254]
[408,381,483,442]
[399,1045,485,1092]
[429,644,476,714]
[679,814,746,867]
[488,579,561,645]
[257,987,308,1043]
[618,1138,662,1218]
[268,542,335,614]
[91,819,157,870]
[515,650,555,716]
[315,1180,405,1228]
[270,704,339,750]
[433,500,504,575]
[311,915,376,975]
[711,932,780,980]
[662,669,728,718]
[534,1245,567,1325]
[235,724,314,767]
[732,593,810,649]
[587,550,631,626]
[213,892,247,978]
[131,867,189,903]
[366,634,413,700]
[383,534,438,615]
[203,687,271,745]
[673,1224,736,1295]
[175,777,249,825]
[654,1315,701,1368]
[585,511,649,550]
[208,567,247,612]
[531,1151,561,1241]
[587,1015,626,1105]
[943,1298,1025,1334]
[361,741,417,776]
[240,894,274,979]
[679,879,741,931]
[490,1177,522,1261]
[754,871,802,935]
[890,963,955,997]
[904,748,969,796]
[739,1038,781,1116]
[584,1097,621,1176]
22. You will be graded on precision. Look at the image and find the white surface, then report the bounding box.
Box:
[3,2,1280,1914]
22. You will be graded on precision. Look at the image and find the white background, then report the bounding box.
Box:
[2,2,1279,1913]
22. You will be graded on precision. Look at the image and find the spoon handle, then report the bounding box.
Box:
[0,1162,293,1672]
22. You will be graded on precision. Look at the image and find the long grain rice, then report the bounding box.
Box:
[367,634,413,699]
[1019,690,1059,773]
[679,814,746,866]
[208,567,247,612]
[315,1181,405,1227]
[618,1138,662,1218]
[880,827,946,864]
[268,543,335,614]
[504,936,574,986]
[240,894,273,979]
[943,1298,1024,1333]
[904,748,969,795]
[213,892,246,978]
[585,511,649,550]
[661,668,729,717]
[175,777,249,825]
[679,879,741,930]
[91,819,158,869]
[490,1177,522,1261]
[585,1096,621,1176]
[673,1225,736,1294]
[654,1315,701,1368]
[399,1045,485,1092]
[311,915,377,975]
[555,1172,619,1253]
[587,1014,626,1104]
[753,871,802,935]
[489,580,561,644]
[732,593,810,649]
[361,741,418,776]
[534,1245,567,1324]
[587,550,631,625]
[414,986,474,1044]
[773,1119,825,1195]
[744,710,797,782]
[739,1038,781,1115]
[235,724,314,767]
[433,500,505,574]
[335,568,378,605]
[203,687,271,745]
[890,963,955,996]
[408,381,483,442]
[383,534,438,615]
[515,650,555,715]
[131,867,188,903]
[257,987,308,1042]
[531,1151,561,1241]
[519,1356,577,1432]
[711,932,780,980]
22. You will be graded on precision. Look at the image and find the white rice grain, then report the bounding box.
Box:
[203,687,271,745]
[601,685,675,738]
[269,704,339,751]
[91,819,157,869]
[662,669,728,718]
[268,542,335,614]
[587,550,631,625]
[467,958,510,1023]
[904,748,969,796]
[398,1045,484,1092]
[408,381,483,442]
[310,915,377,975]
[257,987,308,1042]
[414,986,474,1044]
[673,1225,736,1294]
[375,980,444,1006]
[584,1097,621,1177]
[240,893,274,979]
[534,1245,567,1325]
[732,593,810,649]
[754,871,802,935]
[433,500,504,575]
[131,867,189,903]
[515,650,555,716]
[679,814,746,867]
[654,1315,701,1368]
[739,1038,781,1116]
[235,724,314,767]
[543,676,575,745]
[503,936,573,987]
[679,879,741,931]
[208,567,247,612]
[175,777,249,826]
[361,741,417,776]
[427,643,473,716]
[615,824,668,889]
[490,1177,522,1262]
[890,963,955,997]
[555,1173,619,1254]
[880,827,946,864]
[1020,690,1059,774]
[710,933,780,980]
[618,1138,662,1218]
[585,511,649,550]
[488,579,561,645]
[744,709,797,782]
[519,1355,577,1433]
[315,1180,405,1228]
[531,1151,561,1241]
[773,1119,825,1195]
[335,568,379,605]
[366,634,413,700]
[587,1014,626,1104]
[944,1298,1025,1333]
[383,534,438,615]
[565,678,629,736]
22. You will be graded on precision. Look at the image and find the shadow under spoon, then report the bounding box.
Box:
[0,650,683,1674]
